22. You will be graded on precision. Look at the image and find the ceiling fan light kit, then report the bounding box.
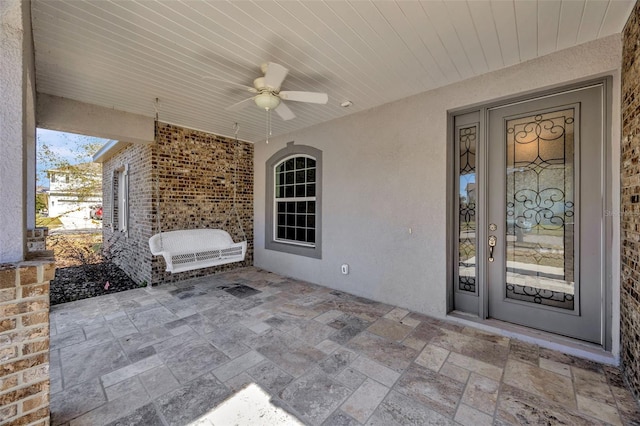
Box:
[221,62,329,123]
[254,92,281,110]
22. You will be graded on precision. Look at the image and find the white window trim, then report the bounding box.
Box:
[111,164,129,237]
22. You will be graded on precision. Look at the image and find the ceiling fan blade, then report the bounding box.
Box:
[275,102,296,121]
[264,62,289,90]
[225,97,255,112]
[279,91,328,104]
[203,76,257,93]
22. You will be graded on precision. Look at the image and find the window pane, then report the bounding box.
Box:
[276,186,284,198]
[306,169,315,183]
[285,186,294,198]
[296,215,306,227]
[276,172,285,186]
[296,170,306,183]
[307,229,315,243]
[297,202,307,213]
[307,158,316,168]
[276,163,284,173]
[307,184,316,197]
[277,214,286,226]
[286,202,296,213]
[286,214,295,225]
[286,227,295,240]
[307,215,315,228]
[295,184,306,197]
[277,226,286,239]
[307,202,316,214]
[285,158,295,171]
[277,202,286,213]
[285,172,294,184]
[296,157,306,169]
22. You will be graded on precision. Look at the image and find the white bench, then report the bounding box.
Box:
[149,229,247,273]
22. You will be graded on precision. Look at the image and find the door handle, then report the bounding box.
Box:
[488,235,497,262]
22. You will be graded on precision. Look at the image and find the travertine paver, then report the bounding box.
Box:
[49,267,640,425]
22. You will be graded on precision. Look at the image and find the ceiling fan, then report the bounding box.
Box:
[206,62,328,121]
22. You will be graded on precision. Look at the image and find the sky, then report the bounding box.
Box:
[36,128,110,188]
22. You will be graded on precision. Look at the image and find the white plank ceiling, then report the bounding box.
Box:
[31,0,634,143]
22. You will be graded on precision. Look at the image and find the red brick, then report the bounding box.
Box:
[18,266,37,286]
[0,318,17,332]
[6,325,48,343]
[0,268,16,290]
[43,263,56,282]
[0,345,17,362]
[3,407,48,426]
[21,392,48,412]
[0,404,17,422]
[23,365,49,384]
[20,283,48,299]
[0,288,16,302]
[21,312,48,327]
[0,353,47,377]
[0,374,18,391]
[0,381,48,406]
[21,340,49,355]
[622,3,640,399]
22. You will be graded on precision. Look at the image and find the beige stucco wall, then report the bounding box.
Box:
[0,0,36,262]
[254,35,622,354]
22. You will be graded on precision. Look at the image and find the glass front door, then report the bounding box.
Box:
[454,83,607,345]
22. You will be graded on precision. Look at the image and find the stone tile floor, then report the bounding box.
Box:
[50,267,640,425]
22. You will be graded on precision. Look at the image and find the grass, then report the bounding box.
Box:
[35,215,63,229]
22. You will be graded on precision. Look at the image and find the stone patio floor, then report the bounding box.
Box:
[50,267,640,425]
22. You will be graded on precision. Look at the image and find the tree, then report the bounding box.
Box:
[37,130,105,216]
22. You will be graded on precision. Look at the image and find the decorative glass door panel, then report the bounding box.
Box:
[453,112,480,314]
[505,109,576,311]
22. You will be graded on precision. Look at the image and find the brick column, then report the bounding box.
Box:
[0,259,55,425]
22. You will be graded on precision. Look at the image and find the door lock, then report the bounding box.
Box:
[488,235,497,262]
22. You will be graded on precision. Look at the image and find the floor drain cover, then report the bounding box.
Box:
[224,284,261,299]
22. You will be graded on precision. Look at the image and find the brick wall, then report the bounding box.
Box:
[0,259,55,425]
[103,122,253,286]
[26,229,47,253]
[103,142,155,286]
[622,0,640,400]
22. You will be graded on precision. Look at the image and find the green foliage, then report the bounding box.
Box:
[37,131,103,198]
[35,193,48,212]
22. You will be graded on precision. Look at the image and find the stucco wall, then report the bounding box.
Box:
[254,35,622,349]
[0,0,36,262]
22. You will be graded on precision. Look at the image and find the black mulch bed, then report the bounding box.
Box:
[50,263,143,305]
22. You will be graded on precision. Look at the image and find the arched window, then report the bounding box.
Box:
[266,143,322,259]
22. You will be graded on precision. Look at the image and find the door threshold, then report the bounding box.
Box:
[446,311,617,366]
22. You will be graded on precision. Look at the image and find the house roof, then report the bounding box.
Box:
[46,162,101,175]
[31,0,634,143]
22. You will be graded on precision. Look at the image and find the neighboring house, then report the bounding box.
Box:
[46,162,102,217]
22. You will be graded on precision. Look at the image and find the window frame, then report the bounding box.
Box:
[111,164,129,237]
[273,154,317,247]
[265,142,322,259]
